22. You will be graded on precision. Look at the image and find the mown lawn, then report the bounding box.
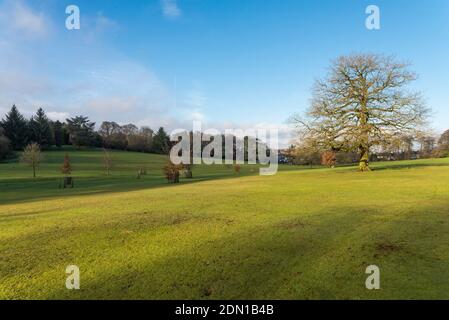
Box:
[1,147,448,299]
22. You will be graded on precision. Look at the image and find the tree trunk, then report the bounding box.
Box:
[359,96,371,172]
[359,147,371,172]
[33,165,36,178]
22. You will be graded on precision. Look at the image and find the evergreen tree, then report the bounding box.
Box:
[0,128,11,160]
[152,127,170,154]
[1,105,29,150]
[29,108,54,148]
[66,116,96,148]
[52,120,64,147]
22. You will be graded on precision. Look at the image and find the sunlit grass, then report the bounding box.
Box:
[1,148,448,299]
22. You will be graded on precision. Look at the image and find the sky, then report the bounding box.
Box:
[0,0,448,146]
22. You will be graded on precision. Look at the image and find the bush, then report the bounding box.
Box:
[163,161,183,183]
[321,151,337,168]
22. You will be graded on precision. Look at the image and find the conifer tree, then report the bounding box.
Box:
[1,105,29,150]
[29,108,54,148]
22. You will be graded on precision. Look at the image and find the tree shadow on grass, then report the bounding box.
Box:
[2,198,449,299]
[24,200,448,300]
[0,207,364,299]
[371,161,449,171]
[0,170,261,206]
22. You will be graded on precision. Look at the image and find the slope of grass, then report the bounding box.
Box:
[1,148,448,299]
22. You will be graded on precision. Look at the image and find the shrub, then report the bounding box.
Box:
[163,161,183,183]
[321,151,337,168]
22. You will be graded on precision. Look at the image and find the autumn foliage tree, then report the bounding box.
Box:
[321,151,337,168]
[163,161,183,183]
[61,154,72,176]
[292,54,430,171]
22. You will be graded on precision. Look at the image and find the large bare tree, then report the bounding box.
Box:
[292,54,430,171]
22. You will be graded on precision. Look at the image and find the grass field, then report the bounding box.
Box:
[1,147,449,299]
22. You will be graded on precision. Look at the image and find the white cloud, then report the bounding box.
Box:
[161,0,181,18]
[0,0,48,38]
[86,96,139,113]
[94,12,119,33]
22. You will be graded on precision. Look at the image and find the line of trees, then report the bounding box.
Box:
[284,130,449,167]
[0,105,171,160]
[0,105,274,163]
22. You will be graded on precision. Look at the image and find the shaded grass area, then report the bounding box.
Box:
[0,149,449,299]
[0,147,263,205]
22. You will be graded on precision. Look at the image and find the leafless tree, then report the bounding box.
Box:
[21,143,43,178]
[103,148,113,176]
[292,54,430,171]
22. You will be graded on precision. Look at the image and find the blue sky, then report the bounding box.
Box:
[0,0,448,145]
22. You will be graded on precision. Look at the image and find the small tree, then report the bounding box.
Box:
[163,161,183,183]
[60,153,74,188]
[321,151,337,168]
[103,148,113,176]
[21,143,42,178]
[183,164,193,179]
[61,154,72,176]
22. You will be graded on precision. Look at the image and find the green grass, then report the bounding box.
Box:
[1,147,449,299]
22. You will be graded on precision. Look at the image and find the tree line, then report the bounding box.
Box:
[0,105,172,160]
[284,130,449,167]
[0,105,274,164]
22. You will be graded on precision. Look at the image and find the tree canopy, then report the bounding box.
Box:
[292,54,430,171]
[66,116,96,148]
